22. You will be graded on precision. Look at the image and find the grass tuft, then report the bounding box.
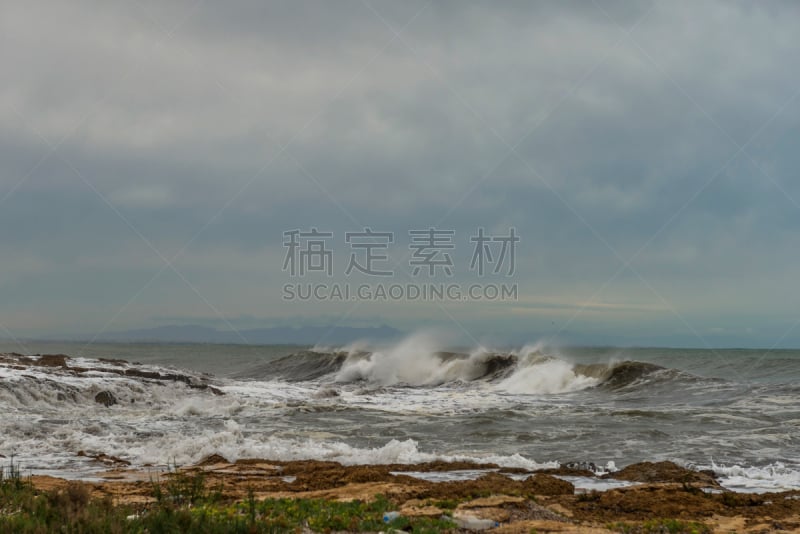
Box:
[608,518,712,534]
[0,462,455,534]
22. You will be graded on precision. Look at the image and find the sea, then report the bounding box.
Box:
[1,333,798,493]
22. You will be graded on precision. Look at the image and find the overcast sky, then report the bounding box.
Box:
[2,0,800,347]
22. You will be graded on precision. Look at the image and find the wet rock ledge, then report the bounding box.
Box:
[0,352,224,398]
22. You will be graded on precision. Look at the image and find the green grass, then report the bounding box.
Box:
[430,498,459,510]
[150,463,224,508]
[0,460,456,533]
[233,495,455,533]
[608,518,712,534]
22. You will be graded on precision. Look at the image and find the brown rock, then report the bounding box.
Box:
[540,465,597,477]
[94,453,130,466]
[569,485,722,522]
[494,520,611,533]
[399,502,445,518]
[36,354,69,367]
[387,460,499,472]
[460,506,511,522]
[77,450,130,466]
[196,454,230,466]
[94,391,117,407]
[124,369,161,380]
[604,461,717,485]
[98,357,129,365]
[463,495,527,507]
[524,474,575,495]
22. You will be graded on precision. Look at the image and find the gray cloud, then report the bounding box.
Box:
[1,0,799,346]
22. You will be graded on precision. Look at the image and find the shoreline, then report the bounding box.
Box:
[3,351,800,530]
[16,456,800,532]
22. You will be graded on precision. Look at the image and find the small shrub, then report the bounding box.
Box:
[150,461,222,509]
[576,490,601,502]
[609,518,712,534]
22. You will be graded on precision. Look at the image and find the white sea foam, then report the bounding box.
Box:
[141,436,560,470]
[493,358,600,394]
[708,461,800,493]
[3,432,558,478]
[333,333,601,394]
[335,331,459,385]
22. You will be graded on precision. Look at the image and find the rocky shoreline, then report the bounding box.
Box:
[0,352,224,399]
[25,456,800,532]
[3,352,800,531]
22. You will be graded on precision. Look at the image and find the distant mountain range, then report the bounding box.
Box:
[70,324,403,345]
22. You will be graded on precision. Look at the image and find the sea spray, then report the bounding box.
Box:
[335,331,456,385]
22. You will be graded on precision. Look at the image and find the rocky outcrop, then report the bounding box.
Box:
[77,450,130,466]
[604,461,718,485]
[36,354,69,367]
[0,353,224,397]
[94,391,117,407]
[524,473,575,495]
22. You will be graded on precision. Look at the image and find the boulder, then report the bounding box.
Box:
[94,391,117,407]
[604,461,718,485]
[523,473,575,495]
[37,354,68,367]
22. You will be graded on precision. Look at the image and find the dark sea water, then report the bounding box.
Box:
[1,336,798,492]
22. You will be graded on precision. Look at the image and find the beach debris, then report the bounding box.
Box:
[382,510,401,522]
[77,450,130,466]
[453,512,499,530]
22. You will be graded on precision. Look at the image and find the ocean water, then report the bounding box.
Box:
[1,335,798,492]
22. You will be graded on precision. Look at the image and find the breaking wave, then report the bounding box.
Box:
[239,334,678,395]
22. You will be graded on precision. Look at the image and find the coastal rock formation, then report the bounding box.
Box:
[524,473,575,495]
[77,451,130,466]
[24,458,800,533]
[36,354,69,368]
[94,391,117,407]
[0,352,224,399]
[604,460,718,485]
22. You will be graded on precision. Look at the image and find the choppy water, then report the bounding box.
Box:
[1,335,798,492]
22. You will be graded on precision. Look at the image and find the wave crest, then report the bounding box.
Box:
[241,335,675,395]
